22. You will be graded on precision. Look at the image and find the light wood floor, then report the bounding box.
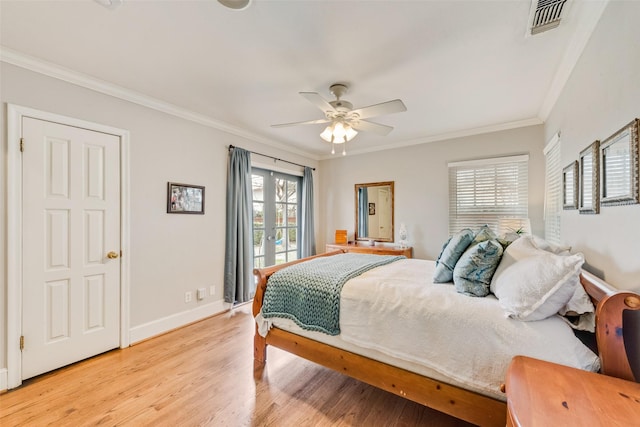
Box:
[0,304,473,426]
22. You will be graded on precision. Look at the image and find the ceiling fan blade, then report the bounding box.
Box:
[271,118,330,128]
[351,120,394,136]
[300,92,337,114]
[351,99,406,120]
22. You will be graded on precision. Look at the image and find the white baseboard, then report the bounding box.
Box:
[129,299,229,344]
[0,368,7,392]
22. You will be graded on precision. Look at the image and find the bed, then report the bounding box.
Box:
[251,237,640,427]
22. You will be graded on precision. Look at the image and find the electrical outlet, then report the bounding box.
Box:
[209,285,215,296]
[197,288,206,300]
[185,291,192,303]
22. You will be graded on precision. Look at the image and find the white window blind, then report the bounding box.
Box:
[543,133,561,244]
[448,155,529,235]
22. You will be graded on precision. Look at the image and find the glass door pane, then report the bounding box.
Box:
[252,168,301,268]
[252,174,266,269]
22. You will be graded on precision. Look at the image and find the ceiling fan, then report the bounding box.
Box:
[271,83,407,155]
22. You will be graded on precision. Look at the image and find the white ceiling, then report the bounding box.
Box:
[0,0,606,159]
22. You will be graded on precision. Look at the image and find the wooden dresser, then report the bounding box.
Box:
[506,355,640,426]
[325,242,412,258]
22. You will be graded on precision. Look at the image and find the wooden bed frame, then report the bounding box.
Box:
[252,250,640,427]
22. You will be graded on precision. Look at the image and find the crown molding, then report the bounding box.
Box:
[538,0,609,120]
[318,117,544,160]
[0,46,320,161]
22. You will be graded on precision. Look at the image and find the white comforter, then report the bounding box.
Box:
[339,259,600,396]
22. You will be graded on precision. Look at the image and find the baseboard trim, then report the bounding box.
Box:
[129,299,229,344]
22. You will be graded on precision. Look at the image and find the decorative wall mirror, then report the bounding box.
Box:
[355,181,394,242]
[600,118,639,207]
[563,161,578,210]
[579,140,600,214]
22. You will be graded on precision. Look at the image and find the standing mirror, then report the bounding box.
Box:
[355,181,394,242]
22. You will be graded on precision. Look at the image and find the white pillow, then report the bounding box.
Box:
[558,283,596,332]
[491,237,585,321]
[490,236,540,294]
[530,234,572,255]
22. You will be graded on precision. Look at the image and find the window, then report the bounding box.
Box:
[448,155,529,235]
[544,133,562,244]
[252,168,301,269]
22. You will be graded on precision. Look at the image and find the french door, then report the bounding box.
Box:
[252,168,301,269]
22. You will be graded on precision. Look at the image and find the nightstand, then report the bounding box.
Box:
[325,242,412,258]
[506,355,640,426]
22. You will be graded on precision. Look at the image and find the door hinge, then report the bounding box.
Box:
[20,335,24,351]
[20,138,24,152]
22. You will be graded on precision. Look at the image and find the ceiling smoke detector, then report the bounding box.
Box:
[94,0,123,10]
[218,0,252,11]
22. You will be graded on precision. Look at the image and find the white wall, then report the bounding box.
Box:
[319,124,545,260]
[0,62,318,375]
[544,1,640,291]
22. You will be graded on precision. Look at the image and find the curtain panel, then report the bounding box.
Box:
[223,147,254,303]
[300,166,316,257]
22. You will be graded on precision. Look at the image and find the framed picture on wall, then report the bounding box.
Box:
[563,161,578,210]
[368,203,376,215]
[167,182,205,214]
[579,140,600,215]
[600,118,639,207]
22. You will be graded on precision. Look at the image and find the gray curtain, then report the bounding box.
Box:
[358,187,368,238]
[224,147,253,303]
[300,166,316,257]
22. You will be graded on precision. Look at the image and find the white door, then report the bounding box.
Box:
[21,117,121,380]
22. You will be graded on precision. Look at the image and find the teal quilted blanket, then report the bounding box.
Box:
[261,253,404,335]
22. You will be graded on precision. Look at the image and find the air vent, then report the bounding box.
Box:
[530,0,568,35]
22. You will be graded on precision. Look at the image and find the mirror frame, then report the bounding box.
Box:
[354,181,395,242]
[600,118,639,207]
[579,140,600,215]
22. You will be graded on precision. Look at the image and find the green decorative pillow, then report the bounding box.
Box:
[453,239,503,297]
[433,229,474,283]
[472,224,497,245]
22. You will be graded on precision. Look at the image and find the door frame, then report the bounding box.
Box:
[6,104,131,389]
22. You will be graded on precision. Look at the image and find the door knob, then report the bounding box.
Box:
[107,251,119,259]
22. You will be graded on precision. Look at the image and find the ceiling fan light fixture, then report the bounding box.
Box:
[320,121,357,147]
[271,82,405,155]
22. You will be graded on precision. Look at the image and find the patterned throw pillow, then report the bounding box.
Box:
[434,237,451,264]
[472,224,497,245]
[453,239,503,297]
[433,229,475,283]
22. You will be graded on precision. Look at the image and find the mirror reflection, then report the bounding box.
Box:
[355,181,394,242]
